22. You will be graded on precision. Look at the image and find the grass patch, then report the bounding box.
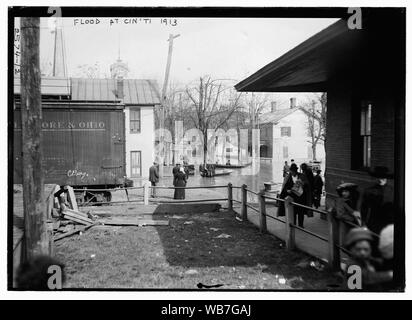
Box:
[55,210,342,289]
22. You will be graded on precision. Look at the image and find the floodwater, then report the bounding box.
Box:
[183,160,283,191]
[134,160,286,190]
[152,160,286,203]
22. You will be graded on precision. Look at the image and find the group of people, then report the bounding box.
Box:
[280,160,395,289]
[279,160,323,227]
[149,162,190,200]
[279,161,393,234]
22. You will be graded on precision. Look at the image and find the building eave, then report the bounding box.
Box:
[235,19,362,93]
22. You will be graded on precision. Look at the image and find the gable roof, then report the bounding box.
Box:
[71,78,161,105]
[235,19,353,92]
[259,107,301,125]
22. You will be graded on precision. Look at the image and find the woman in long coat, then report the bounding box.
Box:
[174,167,187,200]
[277,163,311,227]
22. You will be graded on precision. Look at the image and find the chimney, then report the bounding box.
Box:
[116,77,124,100]
[271,101,277,113]
[290,97,296,109]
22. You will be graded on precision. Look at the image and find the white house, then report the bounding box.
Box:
[70,77,160,181]
[259,98,325,180]
[109,57,161,180]
[121,80,160,179]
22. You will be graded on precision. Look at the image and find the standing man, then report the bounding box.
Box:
[300,163,314,216]
[278,163,311,227]
[361,166,394,234]
[172,163,181,186]
[313,169,324,209]
[149,162,159,198]
[283,161,290,178]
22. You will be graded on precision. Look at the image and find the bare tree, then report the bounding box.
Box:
[244,93,271,129]
[73,62,108,78]
[301,92,327,160]
[185,76,243,165]
[154,82,193,164]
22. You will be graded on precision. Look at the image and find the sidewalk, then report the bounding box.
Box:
[235,202,332,263]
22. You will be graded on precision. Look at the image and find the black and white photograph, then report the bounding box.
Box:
[5,4,407,297]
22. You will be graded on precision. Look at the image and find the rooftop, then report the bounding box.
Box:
[71,78,161,105]
[259,107,301,125]
[13,77,161,106]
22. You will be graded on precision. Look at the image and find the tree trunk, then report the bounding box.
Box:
[312,144,317,161]
[20,17,48,261]
[203,131,208,165]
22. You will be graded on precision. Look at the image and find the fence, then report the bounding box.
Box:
[239,188,380,271]
[73,182,379,271]
[74,183,235,208]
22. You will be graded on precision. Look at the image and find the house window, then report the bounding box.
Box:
[281,127,291,137]
[360,101,372,168]
[130,151,142,177]
[130,108,141,133]
[226,147,232,153]
[283,146,288,159]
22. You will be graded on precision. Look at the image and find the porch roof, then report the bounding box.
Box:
[235,19,364,92]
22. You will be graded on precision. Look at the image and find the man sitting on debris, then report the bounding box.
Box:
[54,185,70,214]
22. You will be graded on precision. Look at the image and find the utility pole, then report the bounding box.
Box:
[20,17,48,261]
[159,33,180,177]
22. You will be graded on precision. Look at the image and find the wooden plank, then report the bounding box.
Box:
[62,214,91,226]
[100,219,169,226]
[66,186,79,211]
[54,224,95,241]
[62,211,93,225]
[65,208,89,218]
[138,220,169,226]
[63,211,93,223]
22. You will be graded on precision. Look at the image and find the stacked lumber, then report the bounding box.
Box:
[51,185,170,241]
[62,208,94,225]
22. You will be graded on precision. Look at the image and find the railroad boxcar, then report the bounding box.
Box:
[13,101,126,202]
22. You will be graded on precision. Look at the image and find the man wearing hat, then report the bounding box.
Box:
[149,162,159,198]
[313,169,323,209]
[360,166,394,234]
[172,163,181,186]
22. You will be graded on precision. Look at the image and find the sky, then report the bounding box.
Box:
[15,17,338,108]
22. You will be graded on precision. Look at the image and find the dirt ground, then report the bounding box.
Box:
[54,209,343,290]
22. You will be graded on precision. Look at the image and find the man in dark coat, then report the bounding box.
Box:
[149,162,159,198]
[360,166,394,234]
[313,169,324,209]
[282,161,290,178]
[172,163,181,186]
[300,163,314,217]
[278,163,311,227]
[174,167,187,200]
